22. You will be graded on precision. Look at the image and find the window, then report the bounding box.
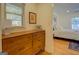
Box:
[72,17,79,31]
[5,3,24,27]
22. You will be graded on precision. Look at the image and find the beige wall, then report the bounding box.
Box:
[24,3,37,30]
[37,4,54,54]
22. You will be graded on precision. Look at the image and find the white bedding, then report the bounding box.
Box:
[54,30,79,41]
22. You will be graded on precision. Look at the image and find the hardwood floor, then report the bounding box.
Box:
[39,38,79,55]
[54,39,79,55]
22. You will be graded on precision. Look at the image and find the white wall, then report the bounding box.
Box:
[56,13,72,30]
[55,12,79,31]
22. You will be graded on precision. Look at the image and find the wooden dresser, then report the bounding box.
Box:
[2,30,45,55]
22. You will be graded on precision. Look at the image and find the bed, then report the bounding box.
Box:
[53,29,79,41]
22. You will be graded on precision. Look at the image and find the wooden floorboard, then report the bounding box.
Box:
[38,38,79,55]
[54,39,79,55]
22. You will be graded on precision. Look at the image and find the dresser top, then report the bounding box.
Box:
[2,29,44,39]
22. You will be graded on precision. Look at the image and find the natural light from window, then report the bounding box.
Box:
[72,17,79,31]
[6,3,24,27]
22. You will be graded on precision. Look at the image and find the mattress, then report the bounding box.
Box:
[54,30,79,41]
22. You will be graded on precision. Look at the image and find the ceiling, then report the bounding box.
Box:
[54,3,79,14]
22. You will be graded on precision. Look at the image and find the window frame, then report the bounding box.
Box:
[4,3,25,27]
[72,16,79,31]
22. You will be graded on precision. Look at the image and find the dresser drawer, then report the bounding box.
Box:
[17,47,33,55]
[33,40,42,53]
[3,37,16,45]
[33,39,42,45]
[33,32,45,41]
[7,42,32,55]
[33,31,45,38]
[33,37,44,43]
[18,34,32,41]
[3,38,32,50]
[33,45,42,54]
